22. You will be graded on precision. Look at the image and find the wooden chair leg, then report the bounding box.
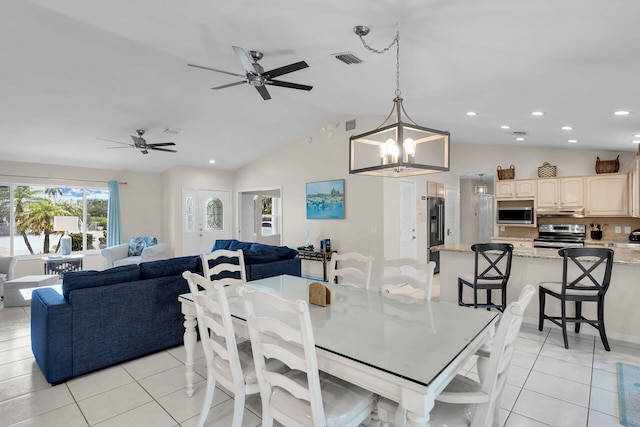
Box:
[486,289,492,311]
[561,301,569,349]
[538,289,545,331]
[598,300,611,351]
[574,301,582,333]
[457,279,464,306]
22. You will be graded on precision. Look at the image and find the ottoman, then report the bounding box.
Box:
[4,275,60,307]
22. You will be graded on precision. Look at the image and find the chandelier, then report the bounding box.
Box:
[349,26,450,177]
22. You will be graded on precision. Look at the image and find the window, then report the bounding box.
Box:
[0,184,109,256]
[185,196,194,232]
[206,198,223,231]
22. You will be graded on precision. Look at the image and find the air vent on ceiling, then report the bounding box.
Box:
[512,131,527,136]
[332,52,363,64]
[345,119,356,131]
[164,127,182,135]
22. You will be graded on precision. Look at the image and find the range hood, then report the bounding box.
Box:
[536,208,585,218]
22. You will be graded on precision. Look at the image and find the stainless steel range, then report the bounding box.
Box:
[534,224,586,248]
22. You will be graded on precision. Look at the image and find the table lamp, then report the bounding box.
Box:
[54,216,78,256]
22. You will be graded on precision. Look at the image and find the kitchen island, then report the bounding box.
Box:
[438,244,640,344]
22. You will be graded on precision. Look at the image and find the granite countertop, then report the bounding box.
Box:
[437,243,640,266]
[490,236,534,242]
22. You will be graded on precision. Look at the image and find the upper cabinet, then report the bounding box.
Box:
[537,177,584,209]
[585,174,629,216]
[630,158,640,217]
[495,179,536,199]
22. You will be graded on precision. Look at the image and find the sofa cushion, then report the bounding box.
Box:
[229,241,252,251]
[63,264,141,299]
[139,256,201,280]
[128,236,157,256]
[212,239,252,252]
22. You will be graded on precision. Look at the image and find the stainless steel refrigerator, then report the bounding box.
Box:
[427,197,445,273]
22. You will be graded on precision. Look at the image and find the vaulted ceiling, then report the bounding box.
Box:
[2,0,639,173]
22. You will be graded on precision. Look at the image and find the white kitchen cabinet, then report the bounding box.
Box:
[536,177,584,209]
[495,179,536,199]
[630,158,640,217]
[585,173,629,216]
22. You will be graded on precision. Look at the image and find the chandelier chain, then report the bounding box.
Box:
[358,30,401,97]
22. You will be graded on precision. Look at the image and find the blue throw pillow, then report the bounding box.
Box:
[128,236,157,256]
[63,264,141,299]
[229,241,252,251]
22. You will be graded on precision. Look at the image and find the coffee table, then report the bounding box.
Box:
[4,275,61,307]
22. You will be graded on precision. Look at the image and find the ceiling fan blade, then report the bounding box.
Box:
[263,61,309,79]
[147,142,176,147]
[187,63,245,78]
[149,147,178,153]
[212,81,247,90]
[96,137,131,146]
[255,85,271,100]
[266,79,313,91]
[232,46,257,74]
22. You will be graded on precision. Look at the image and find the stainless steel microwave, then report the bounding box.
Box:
[497,207,534,224]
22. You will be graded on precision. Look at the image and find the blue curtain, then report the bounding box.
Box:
[107,180,123,247]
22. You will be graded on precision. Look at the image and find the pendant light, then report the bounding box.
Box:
[349,26,450,177]
[475,174,488,194]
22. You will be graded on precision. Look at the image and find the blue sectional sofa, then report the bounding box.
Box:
[211,239,301,281]
[31,241,300,384]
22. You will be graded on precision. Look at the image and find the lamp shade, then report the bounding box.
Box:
[54,216,78,232]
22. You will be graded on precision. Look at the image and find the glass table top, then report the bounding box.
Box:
[181,274,497,387]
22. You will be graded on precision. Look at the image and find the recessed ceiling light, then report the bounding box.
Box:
[500,125,511,129]
[568,139,578,143]
[516,137,525,141]
[561,126,573,131]
[466,111,477,116]
[209,160,216,164]
[633,140,640,144]
[614,110,631,116]
[634,134,640,138]
[531,111,545,116]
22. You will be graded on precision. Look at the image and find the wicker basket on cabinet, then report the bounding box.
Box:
[497,165,515,180]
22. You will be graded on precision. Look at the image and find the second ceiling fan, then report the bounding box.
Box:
[188,46,312,100]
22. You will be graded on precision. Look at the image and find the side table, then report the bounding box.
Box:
[296,250,336,282]
[43,254,85,277]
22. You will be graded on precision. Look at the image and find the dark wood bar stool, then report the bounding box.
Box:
[458,243,514,312]
[538,247,614,351]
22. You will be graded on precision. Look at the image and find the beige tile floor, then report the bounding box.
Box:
[1,284,639,427]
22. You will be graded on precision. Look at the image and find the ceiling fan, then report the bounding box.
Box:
[97,129,177,154]
[188,46,312,100]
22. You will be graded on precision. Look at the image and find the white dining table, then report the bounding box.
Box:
[178,274,497,427]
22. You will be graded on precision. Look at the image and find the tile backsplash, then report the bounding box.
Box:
[498,217,640,241]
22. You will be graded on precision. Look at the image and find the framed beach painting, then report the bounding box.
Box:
[306,179,345,219]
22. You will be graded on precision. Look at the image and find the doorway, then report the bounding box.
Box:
[399,180,417,258]
[181,188,231,256]
[237,187,282,245]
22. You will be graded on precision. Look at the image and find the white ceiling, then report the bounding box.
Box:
[2,0,640,173]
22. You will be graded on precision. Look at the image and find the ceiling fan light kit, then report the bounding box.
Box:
[349,26,450,177]
[188,46,312,100]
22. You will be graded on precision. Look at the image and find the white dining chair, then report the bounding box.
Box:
[201,249,247,284]
[328,251,374,289]
[382,258,436,301]
[183,271,277,427]
[376,284,536,427]
[238,286,376,427]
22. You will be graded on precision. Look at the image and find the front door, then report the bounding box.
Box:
[182,188,231,256]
